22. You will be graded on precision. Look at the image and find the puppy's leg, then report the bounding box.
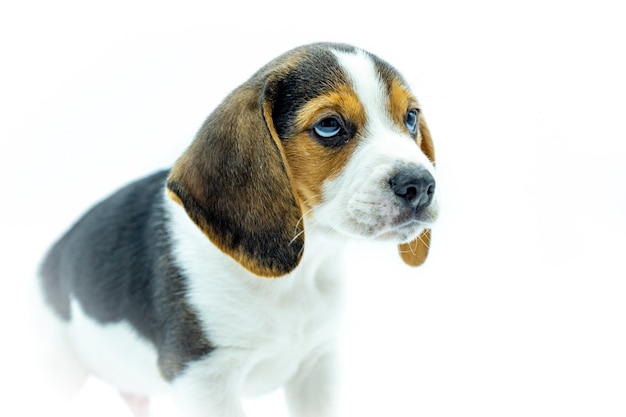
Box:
[32,338,88,415]
[284,352,339,417]
[120,392,151,417]
[28,277,89,413]
[170,349,250,417]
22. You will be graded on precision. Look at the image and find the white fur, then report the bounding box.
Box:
[67,300,169,395]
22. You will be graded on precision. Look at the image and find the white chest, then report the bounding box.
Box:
[168,199,346,396]
[235,280,343,397]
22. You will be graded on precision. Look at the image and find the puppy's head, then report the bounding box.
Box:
[167,43,438,277]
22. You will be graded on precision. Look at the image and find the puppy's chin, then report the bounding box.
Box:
[323,219,428,244]
[372,223,428,244]
[318,194,438,244]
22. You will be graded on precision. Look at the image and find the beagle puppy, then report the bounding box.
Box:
[39,42,438,417]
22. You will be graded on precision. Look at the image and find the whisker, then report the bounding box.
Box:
[399,239,417,256]
[288,197,319,246]
[417,234,429,252]
[289,226,306,246]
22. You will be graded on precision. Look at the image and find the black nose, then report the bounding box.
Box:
[390,166,436,210]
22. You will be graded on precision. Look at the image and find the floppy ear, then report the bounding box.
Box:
[166,83,304,278]
[398,114,435,267]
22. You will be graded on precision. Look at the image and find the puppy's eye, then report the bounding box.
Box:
[405,109,419,134]
[314,116,344,138]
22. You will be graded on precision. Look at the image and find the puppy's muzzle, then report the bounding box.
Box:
[390,165,436,212]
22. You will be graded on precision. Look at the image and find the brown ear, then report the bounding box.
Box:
[167,83,304,278]
[399,229,431,267]
[398,114,435,267]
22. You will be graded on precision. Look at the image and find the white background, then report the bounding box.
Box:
[2,1,625,416]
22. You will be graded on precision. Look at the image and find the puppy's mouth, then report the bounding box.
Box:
[370,212,436,242]
[338,198,438,242]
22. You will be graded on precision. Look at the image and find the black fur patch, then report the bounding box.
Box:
[39,170,213,380]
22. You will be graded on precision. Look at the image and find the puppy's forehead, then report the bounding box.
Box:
[270,44,408,136]
[299,44,406,97]
[278,45,351,96]
[332,49,389,117]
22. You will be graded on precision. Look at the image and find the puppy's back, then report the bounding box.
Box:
[39,170,170,330]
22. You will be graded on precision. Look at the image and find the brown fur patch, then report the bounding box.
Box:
[418,115,436,165]
[166,188,183,207]
[283,85,366,213]
[388,79,420,137]
[294,84,366,131]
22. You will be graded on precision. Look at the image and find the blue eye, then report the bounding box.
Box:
[314,116,343,138]
[405,109,419,134]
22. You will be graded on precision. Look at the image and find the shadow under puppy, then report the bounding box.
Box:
[39,42,439,417]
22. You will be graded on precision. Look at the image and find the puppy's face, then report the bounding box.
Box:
[273,46,438,244]
[168,43,438,276]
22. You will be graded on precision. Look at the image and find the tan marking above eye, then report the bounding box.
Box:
[295,84,367,133]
